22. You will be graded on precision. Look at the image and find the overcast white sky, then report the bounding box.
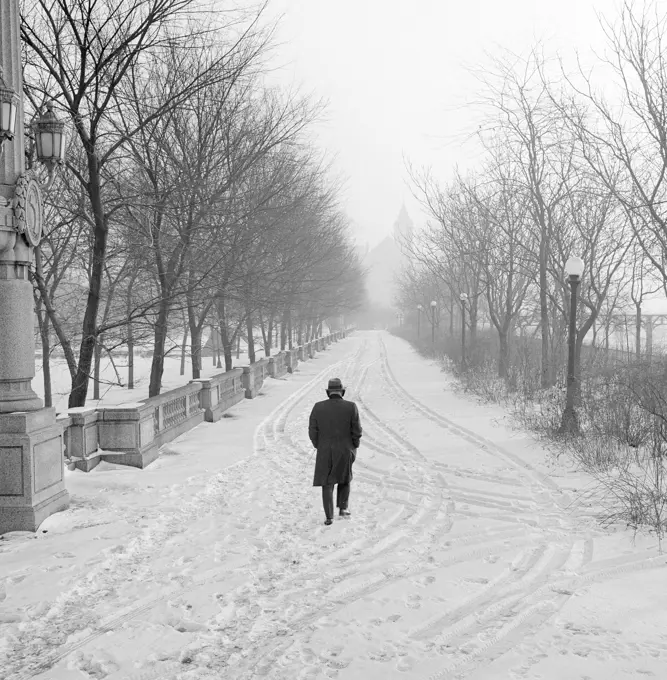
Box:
[265,0,635,249]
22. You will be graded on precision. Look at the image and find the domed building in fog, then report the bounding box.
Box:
[357,206,413,327]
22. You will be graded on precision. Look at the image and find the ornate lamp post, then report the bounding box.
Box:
[460,292,468,367]
[0,67,19,151]
[560,256,585,435]
[417,303,423,339]
[430,300,437,348]
[0,0,69,534]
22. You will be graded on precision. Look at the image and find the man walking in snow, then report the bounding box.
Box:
[309,378,363,526]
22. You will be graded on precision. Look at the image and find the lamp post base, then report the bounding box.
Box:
[0,407,70,535]
[559,406,580,436]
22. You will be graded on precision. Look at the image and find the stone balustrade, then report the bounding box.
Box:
[268,352,288,379]
[62,329,356,472]
[191,367,244,422]
[242,357,270,398]
[284,348,299,373]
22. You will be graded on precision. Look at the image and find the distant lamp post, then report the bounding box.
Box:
[0,67,19,154]
[417,304,423,338]
[460,292,469,367]
[560,255,585,435]
[32,101,67,190]
[430,300,437,348]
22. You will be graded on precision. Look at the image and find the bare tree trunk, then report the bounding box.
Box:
[246,310,256,364]
[539,241,551,388]
[180,322,188,376]
[68,153,108,408]
[635,302,642,360]
[216,325,222,369]
[32,248,78,383]
[217,297,233,371]
[470,298,478,345]
[37,308,52,408]
[220,326,233,371]
[188,323,202,380]
[93,335,102,400]
[280,310,288,350]
[236,334,241,359]
[149,300,169,398]
[187,292,202,379]
[127,285,135,389]
[259,311,270,357]
[498,329,509,378]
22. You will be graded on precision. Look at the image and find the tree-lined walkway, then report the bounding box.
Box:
[1,332,666,680]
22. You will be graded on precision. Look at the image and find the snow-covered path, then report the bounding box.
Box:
[2,331,667,680]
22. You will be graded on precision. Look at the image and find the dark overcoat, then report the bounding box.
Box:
[309,395,362,487]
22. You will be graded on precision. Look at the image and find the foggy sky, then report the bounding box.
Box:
[267,0,626,248]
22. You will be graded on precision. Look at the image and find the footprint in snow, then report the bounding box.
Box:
[405,594,422,609]
[387,613,402,622]
[369,647,395,662]
[415,575,436,587]
[324,648,351,670]
[396,655,417,672]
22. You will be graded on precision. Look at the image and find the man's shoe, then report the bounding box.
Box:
[324,518,333,526]
[339,509,351,518]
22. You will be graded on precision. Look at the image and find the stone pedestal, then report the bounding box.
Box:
[0,256,44,411]
[0,408,69,534]
[0,0,70,534]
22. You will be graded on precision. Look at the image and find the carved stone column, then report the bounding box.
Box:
[0,0,69,534]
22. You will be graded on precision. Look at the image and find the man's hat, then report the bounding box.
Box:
[327,378,344,392]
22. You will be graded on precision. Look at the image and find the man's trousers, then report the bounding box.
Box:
[322,482,350,519]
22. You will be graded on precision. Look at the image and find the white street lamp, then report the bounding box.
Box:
[430,300,437,346]
[460,293,469,366]
[561,255,584,434]
[417,303,423,338]
[565,256,585,280]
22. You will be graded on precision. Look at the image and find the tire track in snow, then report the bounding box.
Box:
[426,544,667,679]
[217,341,471,677]
[9,339,366,680]
[377,335,565,505]
[227,335,543,679]
[368,334,582,675]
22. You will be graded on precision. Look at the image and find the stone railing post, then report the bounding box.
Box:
[193,378,216,422]
[64,408,100,472]
[242,365,256,398]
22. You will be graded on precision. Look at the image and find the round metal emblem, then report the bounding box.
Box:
[13,173,44,246]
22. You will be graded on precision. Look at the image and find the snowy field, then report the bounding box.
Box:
[2,331,667,679]
[33,335,256,414]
